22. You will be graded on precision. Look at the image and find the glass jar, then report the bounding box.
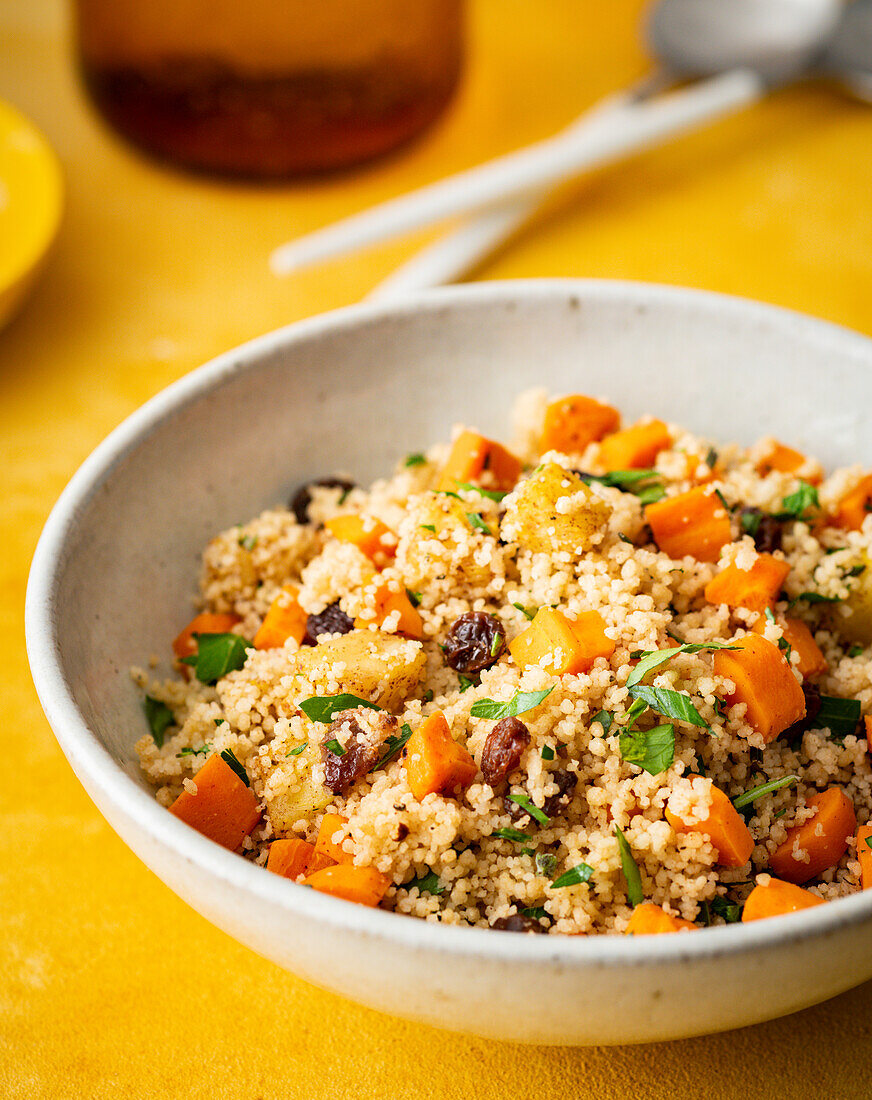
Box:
[73,0,464,178]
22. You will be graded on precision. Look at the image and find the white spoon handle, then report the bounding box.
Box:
[271,68,765,277]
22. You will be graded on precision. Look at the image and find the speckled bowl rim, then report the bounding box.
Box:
[25,278,872,969]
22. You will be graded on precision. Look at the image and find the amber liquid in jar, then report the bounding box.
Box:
[74,0,463,178]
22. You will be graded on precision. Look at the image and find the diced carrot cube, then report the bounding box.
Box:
[598,419,671,471]
[326,513,395,564]
[509,606,614,676]
[169,754,261,851]
[354,583,424,638]
[304,864,391,907]
[625,903,696,934]
[856,823,872,890]
[314,812,354,865]
[541,394,620,454]
[756,441,819,482]
[403,711,477,800]
[713,634,806,743]
[266,838,330,880]
[666,786,753,868]
[254,584,307,649]
[704,554,790,614]
[833,473,872,531]
[173,612,241,660]
[770,787,856,884]
[646,486,733,563]
[742,877,825,921]
[752,614,827,679]
[437,429,522,493]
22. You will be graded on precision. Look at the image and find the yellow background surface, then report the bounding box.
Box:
[3,1,872,1096]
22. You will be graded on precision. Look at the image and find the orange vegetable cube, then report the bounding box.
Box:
[169,754,261,851]
[833,473,872,531]
[756,441,818,482]
[304,864,391,907]
[598,419,671,471]
[704,554,790,614]
[325,513,395,564]
[742,877,825,921]
[354,583,424,639]
[509,606,614,676]
[314,812,354,865]
[752,614,827,679]
[173,612,241,660]
[770,787,856,884]
[646,486,733,563]
[666,786,754,868]
[856,823,872,890]
[541,394,620,454]
[713,634,806,743]
[437,429,522,493]
[403,711,477,801]
[266,838,333,880]
[254,584,307,649]
[625,903,696,934]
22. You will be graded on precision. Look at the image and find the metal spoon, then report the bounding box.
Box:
[272,0,841,279]
[822,0,872,100]
[366,0,843,301]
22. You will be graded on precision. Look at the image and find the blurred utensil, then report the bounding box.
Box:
[270,0,840,278]
[822,0,872,100]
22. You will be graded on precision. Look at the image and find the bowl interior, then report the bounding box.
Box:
[45,281,872,785]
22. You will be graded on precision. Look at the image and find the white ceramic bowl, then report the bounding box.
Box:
[26,280,872,1046]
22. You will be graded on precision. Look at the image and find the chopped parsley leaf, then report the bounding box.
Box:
[627,684,709,729]
[181,632,250,684]
[404,453,426,467]
[219,748,250,786]
[705,447,718,469]
[471,686,554,721]
[710,896,743,923]
[458,673,477,693]
[535,852,558,877]
[176,744,210,758]
[815,696,862,740]
[619,722,675,776]
[406,589,422,607]
[615,827,643,907]
[521,906,549,920]
[143,695,174,747]
[466,511,491,535]
[506,792,550,826]
[423,689,434,703]
[848,644,864,658]
[512,602,537,621]
[540,744,555,761]
[591,709,613,734]
[300,694,382,723]
[452,480,507,502]
[493,827,532,843]
[776,481,820,521]
[372,723,413,771]
[420,524,436,533]
[626,642,738,688]
[551,862,594,889]
[237,534,258,551]
[286,742,308,757]
[411,870,445,896]
[489,631,503,658]
[324,739,346,757]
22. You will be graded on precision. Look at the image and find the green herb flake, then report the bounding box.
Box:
[591,709,613,734]
[406,588,423,607]
[740,509,763,538]
[453,480,507,502]
[493,827,532,843]
[507,792,550,826]
[540,745,555,761]
[299,693,382,723]
[732,774,798,810]
[466,511,492,535]
[143,695,174,747]
[845,563,867,579]
[618,722,675,776]
[710,896,743,924]
[411,870,445,896]
[815,696,862,740]
[219,748,250,786]
[551,862,595,890]
[176,744,210,758]
[618,532,634,544]
[628,684,709,729]
[372,723,413,772]
[422,689,434,703]
[285,742,308,757]
[714,488,731,512]
[237,534,258,551]
[626,642,738,689]
[471,686,554,721]
[777,481,820,520]
[535,852,558,877]
[183,632,250,685]
[420,524,437,533]
[848,645,864,658]
[793,591,843,606]
[404,452,426,467]
[489,631,504,658]
[512,602,537,621]
[521,906,549,920]
[324,738,346,757]
[615,827,643,907]
[705,447,718,469]
[458,673,477,694]
[637,484,667,506]
[865,836,872,851]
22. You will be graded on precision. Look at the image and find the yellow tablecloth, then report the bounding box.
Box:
[3,1,871,1095]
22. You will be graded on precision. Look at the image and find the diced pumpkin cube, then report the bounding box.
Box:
[769,787,856,884]
[756,441,818,482]
[704,553,790,614]
[742,877,825,921]
[404,711,477,800]
[437,429,522,493]
[509,606,614,676]
[354,583,424,639]
[625,903,696,934]
[598,419,671,470]
[314,813,354,865]
[304,864,391,907]
[169,753,261,851]
[173,612,241,660]
[254,584,307,649]
[713,634,806,743]
[266,838,333,879]
[856,823,872,890]
[541,394,620,454]
[500,463,611,556]
[646,486,732,563]
[325,513,395,565]
[752,614,827,679]
[833,474,872,531]
[666,786,753,868]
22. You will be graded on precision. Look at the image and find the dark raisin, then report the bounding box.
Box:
[321,708,397,794]
[443,611,505,674]
[739,506,783,553]
[395,823,409,841]
[490,914,545,933]
[303,600,354,646]
[481,717,530,786]
[542,769,578,817]
[290,477,355,525]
